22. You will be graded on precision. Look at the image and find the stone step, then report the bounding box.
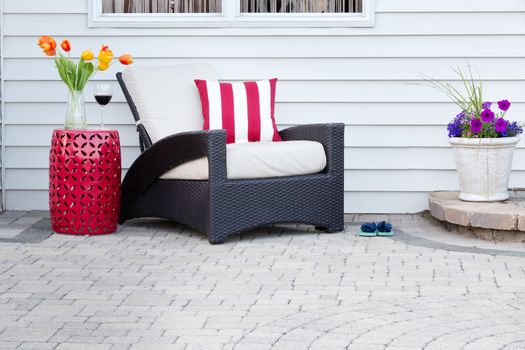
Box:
[429,191,525,231]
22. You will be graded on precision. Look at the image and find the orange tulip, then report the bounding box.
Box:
[61,39,71,52]
[38,36,57,56]
[118,54,133,65]
[98,44,114,64]
[43,48,56,56]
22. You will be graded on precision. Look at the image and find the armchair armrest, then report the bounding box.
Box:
[122,129,227,197]
[279,123,344,176]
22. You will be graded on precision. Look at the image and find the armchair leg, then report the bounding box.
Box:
[315,224,344,233]
[208,236,226,245]
[207,227,228,244]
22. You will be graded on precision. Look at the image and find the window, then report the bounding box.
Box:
[240,0,362,14]
[101,0,222,14]
[89,0,375,27]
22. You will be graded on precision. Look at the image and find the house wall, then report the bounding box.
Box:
[2,0,525,213]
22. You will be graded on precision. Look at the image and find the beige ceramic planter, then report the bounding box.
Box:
[449,137,520,202]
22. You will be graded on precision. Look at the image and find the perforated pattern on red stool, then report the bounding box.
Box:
[49,129,122,235]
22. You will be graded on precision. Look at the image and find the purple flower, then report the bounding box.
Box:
[447,112,465,137]
[498,99,511,111]
[470,119,482,133]
[482,101,492,109]
[480,108,495,122]
[495,118,508,133]
[507,121,523,137]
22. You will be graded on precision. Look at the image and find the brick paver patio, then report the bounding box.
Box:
[0,211,524,350]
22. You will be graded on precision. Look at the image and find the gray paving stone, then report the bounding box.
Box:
[0,211,523,349]
[109,345,132,350]
[129,344,186,350]
[55,344,111,350]
[0,327,57,342]
[17,342,58,350]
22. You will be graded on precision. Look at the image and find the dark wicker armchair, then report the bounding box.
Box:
[117,64,344,244]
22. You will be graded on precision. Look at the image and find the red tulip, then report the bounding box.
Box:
[61,39,71,52]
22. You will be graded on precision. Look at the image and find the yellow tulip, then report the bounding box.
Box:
[99,53,113,64]
[81,49,94,61]
[98,44,114,64]
[98,62,109,71]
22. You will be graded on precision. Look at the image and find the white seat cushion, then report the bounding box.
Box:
[121,63,218,143]
[160,140,327,180]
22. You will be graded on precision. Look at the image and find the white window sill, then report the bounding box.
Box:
[88,0,375,29]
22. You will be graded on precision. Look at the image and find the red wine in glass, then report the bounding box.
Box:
[95,95,112,106]
[94,83,113,129]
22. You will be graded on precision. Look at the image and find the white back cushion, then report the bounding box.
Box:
[121,63,218,143]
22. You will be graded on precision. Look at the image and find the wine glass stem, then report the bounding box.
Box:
[100,106,104,129]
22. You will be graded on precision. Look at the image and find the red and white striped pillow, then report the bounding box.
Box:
[194,78,282,144]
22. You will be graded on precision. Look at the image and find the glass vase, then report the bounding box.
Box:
[65,90,87,130]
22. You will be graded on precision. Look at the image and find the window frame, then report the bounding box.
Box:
[88,0,375,28]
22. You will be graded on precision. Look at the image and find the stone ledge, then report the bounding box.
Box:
[429,191,525,232]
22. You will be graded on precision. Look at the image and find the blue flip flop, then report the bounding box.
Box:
[359,222,377,237]
[376,221,394,237]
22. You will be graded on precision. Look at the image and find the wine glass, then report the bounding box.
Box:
[94,83,113,129]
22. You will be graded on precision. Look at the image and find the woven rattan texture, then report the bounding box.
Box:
[117,73,344,244]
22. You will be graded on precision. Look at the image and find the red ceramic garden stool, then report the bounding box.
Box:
[49,129,122,235]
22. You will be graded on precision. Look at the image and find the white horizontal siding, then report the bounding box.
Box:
[8,58,525,81]
[6,101,525,126]
[8,123,525,149]
[3,0,525,212]
[7,35,525,58]
[5,80,525,103]
[5,13,525,36]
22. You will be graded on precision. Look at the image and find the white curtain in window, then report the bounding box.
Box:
[240,0,362,13]
[102,0,222,13]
